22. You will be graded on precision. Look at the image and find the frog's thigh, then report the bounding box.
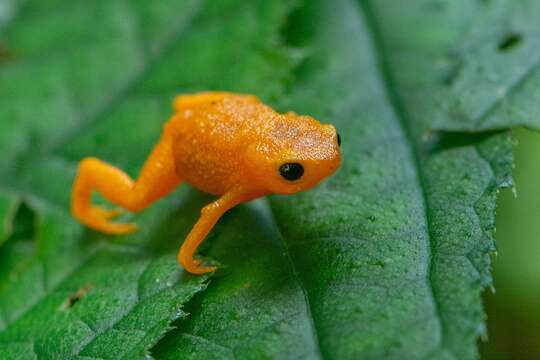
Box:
[125,134,182,210]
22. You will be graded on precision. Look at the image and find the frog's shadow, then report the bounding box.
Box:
[152,190,216,254]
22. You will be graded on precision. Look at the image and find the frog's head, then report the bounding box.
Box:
[245,113,341,195]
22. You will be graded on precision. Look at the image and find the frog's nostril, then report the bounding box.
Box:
[337,133,341,147]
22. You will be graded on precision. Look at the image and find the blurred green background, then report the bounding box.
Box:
[481,128,540,359]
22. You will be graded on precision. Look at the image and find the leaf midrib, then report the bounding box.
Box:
[262,198,324,360]
[248,1,447,357]
[357,0,449,356]
[257,1,450,357]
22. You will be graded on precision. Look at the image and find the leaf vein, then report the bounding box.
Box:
[262,198,324,360]
[357,1,450,356]
[475,56,540,127]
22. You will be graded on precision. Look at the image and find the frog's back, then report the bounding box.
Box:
[165,92,280,194]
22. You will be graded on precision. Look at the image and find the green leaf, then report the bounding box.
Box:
[0,0,294,358]
[0,190,19,246]
[363,0,540,132]
[154,1,515,359]
[0,0,534,359]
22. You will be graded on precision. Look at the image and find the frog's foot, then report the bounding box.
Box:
[75,206,138,235]
[92,206,123,220]
[181,258,217,275]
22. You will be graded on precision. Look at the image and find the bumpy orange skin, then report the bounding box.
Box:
[71,92,341,274]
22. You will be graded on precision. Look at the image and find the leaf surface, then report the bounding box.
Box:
[0,0,535,359]
[0,0,294,358]
[364,0,540,132]
[155,0,516,359]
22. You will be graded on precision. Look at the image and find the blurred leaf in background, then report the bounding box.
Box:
[481,128,540,359]
[0,0,539,359]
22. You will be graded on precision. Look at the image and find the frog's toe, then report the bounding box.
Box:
[76,207,138,235]
[180,258,217,274]
[93,206,123,220]
[99,221,138,235]
[189,264,217,275]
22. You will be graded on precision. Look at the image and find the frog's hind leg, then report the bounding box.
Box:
[71,133,181,234]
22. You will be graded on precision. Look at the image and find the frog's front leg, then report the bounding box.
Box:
[71,133,181,234]
[178,190,248,274]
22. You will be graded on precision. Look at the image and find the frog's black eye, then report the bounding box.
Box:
[279,162,304,181]
[337,133,341,147]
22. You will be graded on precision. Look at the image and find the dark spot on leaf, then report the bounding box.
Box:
[281,1,313,47]
[62,284,94,309]
[497,33,523,52]
[440,58,463,86]
[9,202,36,241]
[0,43,13,63]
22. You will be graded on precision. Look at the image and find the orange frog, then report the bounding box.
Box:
[71,92,341,274]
